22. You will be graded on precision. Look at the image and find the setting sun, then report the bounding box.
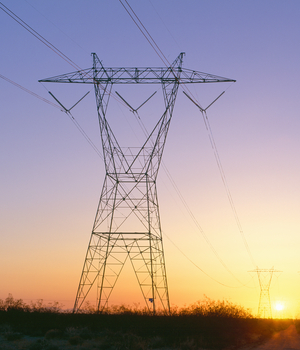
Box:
[275,302,284,311]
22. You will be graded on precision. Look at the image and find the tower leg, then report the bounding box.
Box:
[74,232,129,312]
[73,53,184,314]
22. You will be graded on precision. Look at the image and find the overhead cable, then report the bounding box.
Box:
[119,0,256,278]
[0,73,60,109]
[119,0,170,67]
[0,2,130,111]
[1,73,102,159]
[118,93,246,286]
[163,231,254,289]
[0,2,80,71]
[183,91,256,267]
[119,0,256,268]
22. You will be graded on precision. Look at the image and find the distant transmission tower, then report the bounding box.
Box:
[40,53,235,313]
[250,267,281,318]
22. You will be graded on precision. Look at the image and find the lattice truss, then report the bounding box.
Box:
[250,268,281,319]
[40,53,234,313]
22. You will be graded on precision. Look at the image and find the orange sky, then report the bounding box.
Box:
[1,1,300,318]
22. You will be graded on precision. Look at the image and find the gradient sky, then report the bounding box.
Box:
[1,0,300,317]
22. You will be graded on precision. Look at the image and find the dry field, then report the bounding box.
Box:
[0,295,296,350]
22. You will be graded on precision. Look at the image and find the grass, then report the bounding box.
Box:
[0,294,295,349]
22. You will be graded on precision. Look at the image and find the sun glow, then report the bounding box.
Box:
[275,302,284,311]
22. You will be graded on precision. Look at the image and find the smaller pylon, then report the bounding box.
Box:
[249,267,282,318]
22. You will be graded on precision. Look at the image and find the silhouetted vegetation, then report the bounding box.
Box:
[0,294,294,349]
[293,319,300,334]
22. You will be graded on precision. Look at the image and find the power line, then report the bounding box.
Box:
[118,98,247,287]
[119,0,255,282]
[147,0,181,50]
[164,231,254,289]
[119,0,256,268]
[202,109,256,267]
[2,0,253,289]
[0,74,60,109]
[119,0,170,67]
[1,73,102,159]
[183,87,256,267]
[66,111,103,160]
[23,0,85,50]
[0,2,80,71]
[0,2,114,159]
[0,2,130,109]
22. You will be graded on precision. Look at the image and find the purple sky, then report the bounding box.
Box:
[1,0,300,316]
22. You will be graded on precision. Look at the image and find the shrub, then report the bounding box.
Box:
[0,294,63,314]
[148,336,164,348]
[179,338,197,350]
[3,331,23,340]
[45,329,63,339]
[28,339,48,350]
[177,296,253,318]
[68,335,83,345]
[79,327,93,340]
[0,293,29,312]
[28,339,60,350]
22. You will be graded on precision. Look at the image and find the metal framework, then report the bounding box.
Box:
[40,53,235,313]
[250,267,281,318]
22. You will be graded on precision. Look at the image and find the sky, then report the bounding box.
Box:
[1,0,300,317]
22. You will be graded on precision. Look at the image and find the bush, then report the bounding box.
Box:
[0,294,29,312]
[45,329,63,339]
[3,331,23,340]
[28,339,59,350]
[0,293,294,350]
[68,335,83,345]
[0,294,63,314]
[176,295,253,318]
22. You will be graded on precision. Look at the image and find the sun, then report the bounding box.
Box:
[275,302,284,311]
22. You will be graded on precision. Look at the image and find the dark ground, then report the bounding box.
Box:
[1,296,298,350]
[0,309,295,350]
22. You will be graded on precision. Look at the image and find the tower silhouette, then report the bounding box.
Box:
[40,53,235,313]
[250,267,281,318]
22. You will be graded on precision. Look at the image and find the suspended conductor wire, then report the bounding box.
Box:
[119,0,170,67]
[134,111,255,289]
[184,90,256,267]
[2,0,253,284]
[1,65,250,290]
[3,0,254,276]
[163,231,254,289]
[0,2,80,71]
[0,2,129,110]
[119,0,256,269]
[68,111,103,160]
[0,73,60,109]
[1,73,102,159]
[23,0,85,50]
[119,1,255,283]
[42,85,103,159]
[115,92,241,285]
[115,98,246,286]
[182,88,256,267]
[147,0,181,50]
[121,0,179,71]
[0,0,160,123]
[116,0,249,284]
[202,109,256,267]
[0,2,121,159]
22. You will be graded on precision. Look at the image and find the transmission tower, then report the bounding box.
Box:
[250,267,281,318]
[40,53,235,313]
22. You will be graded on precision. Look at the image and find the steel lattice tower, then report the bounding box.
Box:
[250,268,281,318]
[40,53,235,313]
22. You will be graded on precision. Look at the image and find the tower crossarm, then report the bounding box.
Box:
[39,67,235,85]
[40,53,236,314]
